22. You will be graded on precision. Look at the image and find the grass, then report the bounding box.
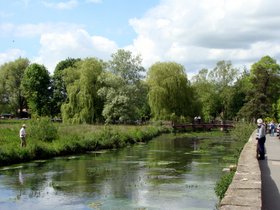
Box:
[0,119,169,166]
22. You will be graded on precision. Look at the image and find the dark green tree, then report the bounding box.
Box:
[52,58,81,117]
[239,56,280,120]
[21,63,52,116]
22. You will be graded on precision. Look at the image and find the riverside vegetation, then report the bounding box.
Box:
[0,118,169,167]
[215,121,255,200]
[0,118,255,202]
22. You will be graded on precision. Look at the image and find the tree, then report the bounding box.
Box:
[191,68,220,121]
[61,58,104,124]
[0,58,29,117]
[239,56,280,120]
[21,63,52,116]
[52,58,81,117]
[208,60,239,120]
[147,62,196,120]
[99,49,147,123]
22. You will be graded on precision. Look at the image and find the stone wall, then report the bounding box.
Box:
[220,130,262,210]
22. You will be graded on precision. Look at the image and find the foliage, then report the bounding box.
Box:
[51,58,81,117]
[215,171,235,200]
[29,117,58,142]
[0,58,29,117]
[61,58,104,124]
[0,121,164,166]
[214,121,255,200]
[147,62,197,120]
[238,55,280,120]
[99,49,147,123]
[230,121,255,160]
[191,68,220,121]
[21,63,52,116]
[192,61,239,121]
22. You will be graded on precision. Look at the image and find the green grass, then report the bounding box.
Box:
[0,120,166,166]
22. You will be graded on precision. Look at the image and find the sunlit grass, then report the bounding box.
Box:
[0,119,165,166]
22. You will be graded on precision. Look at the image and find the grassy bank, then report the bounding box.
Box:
[0,119,169,167]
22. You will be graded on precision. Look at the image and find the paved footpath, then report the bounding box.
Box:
[259,134,280,210]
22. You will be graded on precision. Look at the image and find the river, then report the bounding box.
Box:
[0,133,235,210]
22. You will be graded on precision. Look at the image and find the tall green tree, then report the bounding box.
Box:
[61,58,104,124]
[52,58,81,117]
[239,55,280,120]
[208,60,238,120]
[0,58,29,117]
[147,62,196,120]
[99,49,147,123]
[21,63,51,116]
[191,68,220,121]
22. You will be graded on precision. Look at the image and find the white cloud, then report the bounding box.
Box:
[0,49,26,64]
[43,0,78,10]
[0,22,84,37]
[128,0,280,75]
[33,29,118,73]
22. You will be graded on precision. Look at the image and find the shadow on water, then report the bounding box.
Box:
[259,159,280,210]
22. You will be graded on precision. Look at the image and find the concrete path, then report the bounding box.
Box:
[259,134,280,210]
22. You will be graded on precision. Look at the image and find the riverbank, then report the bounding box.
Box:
[219,130,261,209]
[0,120,169,167]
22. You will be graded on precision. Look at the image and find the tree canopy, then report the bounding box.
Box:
[1,52,280,124]
[147,62,197,121]
[21,63,51,116]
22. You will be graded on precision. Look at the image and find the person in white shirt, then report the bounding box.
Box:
[19,124,27,147]
[256,118,266,160]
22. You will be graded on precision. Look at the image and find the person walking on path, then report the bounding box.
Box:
[269,121,275,137]
[256,118,266,160]
[19,124,27,147]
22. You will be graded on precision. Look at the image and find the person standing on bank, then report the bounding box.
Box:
[19,124,27,147]
[256,118,266,160]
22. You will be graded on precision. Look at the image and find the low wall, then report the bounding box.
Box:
[220,130,262,210]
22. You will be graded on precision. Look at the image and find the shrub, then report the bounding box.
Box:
[215,171,235,200]
[29,117,58,142]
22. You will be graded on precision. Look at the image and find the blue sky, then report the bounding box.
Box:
[1,0,280,77]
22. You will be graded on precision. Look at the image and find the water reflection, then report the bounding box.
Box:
[0,134,234,210]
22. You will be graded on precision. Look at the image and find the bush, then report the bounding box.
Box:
[215,171,235,200]
[29,117,58,142]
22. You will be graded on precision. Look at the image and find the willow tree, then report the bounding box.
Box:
[61,58,104,124]
[147,62,196,120]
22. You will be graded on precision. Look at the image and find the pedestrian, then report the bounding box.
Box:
[256,118,266,160]
[270,121,275,136]
[19,124,27,147]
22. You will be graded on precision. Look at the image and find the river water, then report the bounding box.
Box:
[0,134,235,210]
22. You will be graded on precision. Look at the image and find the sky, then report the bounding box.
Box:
[1,0,280,78]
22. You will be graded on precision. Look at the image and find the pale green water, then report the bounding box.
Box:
[0,134,235,210]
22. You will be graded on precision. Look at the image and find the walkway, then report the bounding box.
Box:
[259,134,280,210]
